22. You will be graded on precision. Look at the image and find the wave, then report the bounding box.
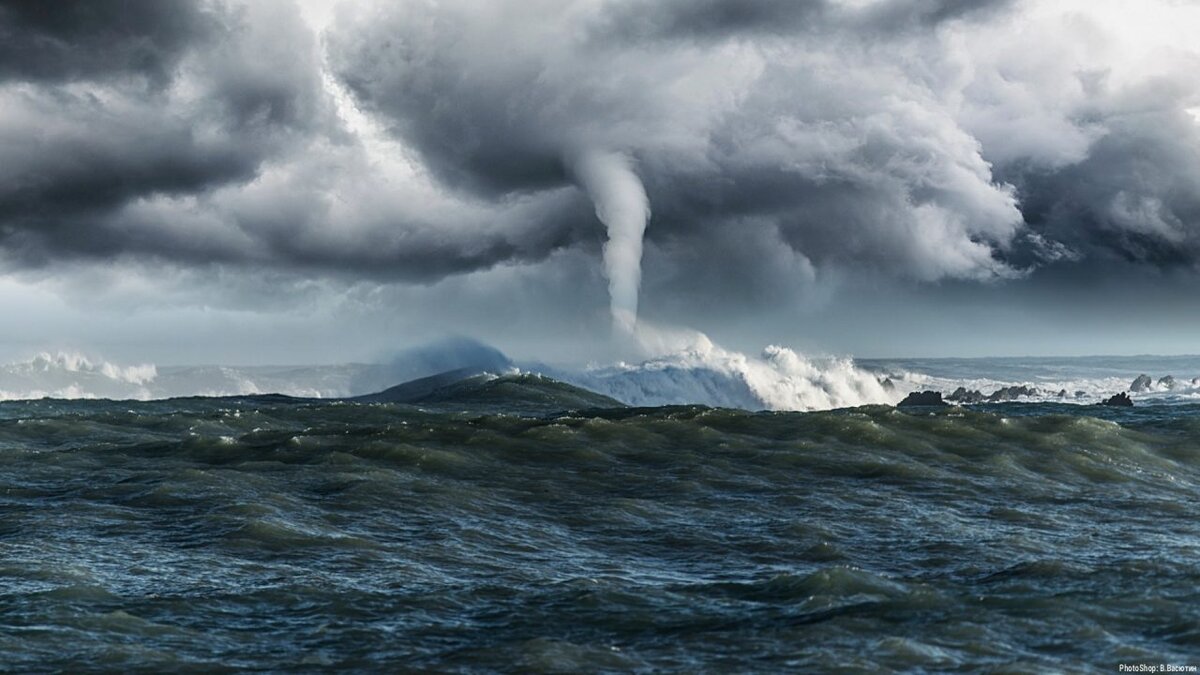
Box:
[27,352,158,385]
[0,352,157,401]
[6,384,1198,672]
[559,331,901,411]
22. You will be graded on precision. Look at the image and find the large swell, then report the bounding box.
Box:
[2,396,1198,671]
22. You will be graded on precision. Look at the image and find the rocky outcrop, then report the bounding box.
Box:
[898,391,948,407]
[945,387,985,404]
[987,385,1040,402]
[1100,392,1133,407]
[1130,374,1153,393]
[879,377,896,392]
[1157,375,1177,390]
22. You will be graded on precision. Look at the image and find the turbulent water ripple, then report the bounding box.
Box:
[1,397,1198,671]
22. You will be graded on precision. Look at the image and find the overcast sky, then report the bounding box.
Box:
[1,0,1199,365]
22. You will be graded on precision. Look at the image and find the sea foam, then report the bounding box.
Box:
[560,328,900,411]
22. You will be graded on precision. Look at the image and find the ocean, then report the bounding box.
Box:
[2,354,1199,671]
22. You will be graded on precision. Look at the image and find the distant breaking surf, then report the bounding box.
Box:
[3,343,1200,410]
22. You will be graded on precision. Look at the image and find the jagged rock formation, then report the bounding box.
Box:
[898,391,948,407]
[987,385,1040,402]
[946,387,986,404]
[1101,392,1134,407]
[1130,374,1153,392]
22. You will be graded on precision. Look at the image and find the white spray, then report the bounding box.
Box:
[572,150,651,335]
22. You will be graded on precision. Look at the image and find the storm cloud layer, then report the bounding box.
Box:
[1,0,1199,352]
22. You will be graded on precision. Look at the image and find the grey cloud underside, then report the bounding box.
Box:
[1009,110,1200,270]
[589,0,1014,42]
[0,0,213,85]
[0,0,595,280]
[0,0,245,222]
[1,0,1199,304]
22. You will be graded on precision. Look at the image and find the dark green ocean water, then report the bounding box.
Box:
[2,391,1199,672]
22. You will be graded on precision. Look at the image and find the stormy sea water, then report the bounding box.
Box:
[3,353,1200,671]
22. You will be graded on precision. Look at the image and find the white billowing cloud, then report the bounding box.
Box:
[326,0,1028,287]
[322,0,1200,290]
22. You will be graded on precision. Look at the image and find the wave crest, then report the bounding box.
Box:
[1,351,158,400]
[564,328,900,411]
[27,351,158,385]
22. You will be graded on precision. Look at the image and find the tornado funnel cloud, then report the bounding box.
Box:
[573,151,651,334]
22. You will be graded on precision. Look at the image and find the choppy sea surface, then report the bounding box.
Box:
[7,374,1200,667]
[3,363,1199,672]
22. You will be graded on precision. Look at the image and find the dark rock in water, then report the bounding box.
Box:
[1130,374,1153,392]
[946,387,985,404]
[1100,392,1133,407]
[1157,375,1177,390]
[987,385,1040,402]
[898,391,948,407]
[1074,390,1087,398]
[879,377,896,392]
[1056,389,1068,398]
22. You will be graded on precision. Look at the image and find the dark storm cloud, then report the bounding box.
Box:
[0,0,214,85]
[0,0,348,269]
[0,0,256,229]
[0,91,256,218]
[587,0,829,40]
[967,39,1200,277]
[1007,108,1200,270]
[589,0,1013,42]
[0,0,598,282]
[1,0,1199,315]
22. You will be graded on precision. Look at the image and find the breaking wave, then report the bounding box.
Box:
[560,331,900,411]
[0,352,157,401]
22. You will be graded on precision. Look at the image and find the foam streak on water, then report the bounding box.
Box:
[1,395,1198,671]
